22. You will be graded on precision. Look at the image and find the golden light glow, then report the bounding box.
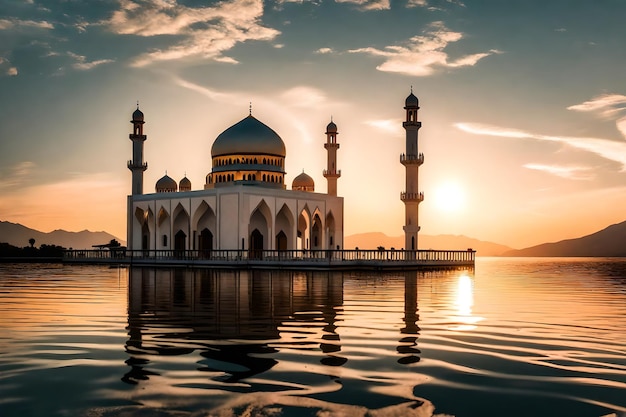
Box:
[433,181,465,213]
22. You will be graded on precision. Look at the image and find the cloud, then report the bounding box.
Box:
[523,163,594,180]
[365,119,403,135]
[455,122,626,171]
[0,57,18,76]
[349,22,499,76]
[0,18,54,30]
[567,94,626,118]
[0,161,35,189]
[104,0,280,67]
[335,0,391,11]
[568,93,626,140]
[407,0,466,10]
[171,76,236,101]
[316,47,334,54]
[281,86,328,108]
[67,52,114,71]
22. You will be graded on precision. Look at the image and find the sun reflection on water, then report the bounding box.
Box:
[451,272,483,331]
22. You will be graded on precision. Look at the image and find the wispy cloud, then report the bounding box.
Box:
[456,122,626,171]
[348,21,500,76]
[0,161,35,189]
[365,119,403,134]
[407,0,466,10]
[523,163,594,180]
[67,52,115,70]
[105,0,280,67]
[568,93,626,140]
[0,18,53,30]
[335,0,390,11]
[171,76,235,101]
[567,94,626,118]
[281,86,328,108]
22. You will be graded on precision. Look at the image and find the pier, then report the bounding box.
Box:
[63,248,475,270]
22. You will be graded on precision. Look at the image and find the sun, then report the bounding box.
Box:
[433,182,465,213]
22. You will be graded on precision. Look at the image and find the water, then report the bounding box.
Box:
[1,258,625,417]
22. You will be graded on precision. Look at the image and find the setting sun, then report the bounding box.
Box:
[433,182,465,213]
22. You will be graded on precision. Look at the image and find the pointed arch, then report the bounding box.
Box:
[193,201,216,252]
[311,212,323,250]
[157,206,170,248]
[249,200,271,252]
[297,206,311,250]
[276,204,294,250]
[326,210,336,249]
[173,203,190,254]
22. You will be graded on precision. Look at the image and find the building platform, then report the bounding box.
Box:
[63,249,475,271]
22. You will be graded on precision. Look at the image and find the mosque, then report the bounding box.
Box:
[126,107,345,255]
[126,91,423,256]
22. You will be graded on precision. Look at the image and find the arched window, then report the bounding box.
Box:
[263,174,266,181]
[254,158,258,164]
[163,235,168,247]
[253,174,256,180]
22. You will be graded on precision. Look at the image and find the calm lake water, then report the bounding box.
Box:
[1,258,625,417]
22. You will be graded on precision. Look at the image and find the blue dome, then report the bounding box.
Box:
[132,108,144,122]
[211,115,286,158]
[405,92,419,108]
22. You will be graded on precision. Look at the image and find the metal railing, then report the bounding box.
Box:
[64,248,475,265]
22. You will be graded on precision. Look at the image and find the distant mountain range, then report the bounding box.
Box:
[344,232,513,256]
[502,220,626,257]
[3,219,626,256]
[0,221,124,250]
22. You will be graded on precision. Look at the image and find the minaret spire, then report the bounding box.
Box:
[400,89,424,252]
[128,104,148,195]
[323,118,341,196]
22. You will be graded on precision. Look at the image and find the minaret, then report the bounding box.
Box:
[127,105,148,195]
[401,89,424,251]
[323,118,341,196]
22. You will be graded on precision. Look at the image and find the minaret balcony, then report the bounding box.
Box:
[400,153,424,166]
[400,192,424,202]
[324,143,340,150]
[128,160,148,171]
[323,169,341,177]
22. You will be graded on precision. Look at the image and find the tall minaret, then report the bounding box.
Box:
[401,89,424,251]
[127,105,148,195]
[323,119,341,196]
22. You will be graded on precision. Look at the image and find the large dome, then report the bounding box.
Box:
[211,115,286,158]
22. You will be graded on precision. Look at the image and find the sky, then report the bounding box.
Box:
[1,0,626,249]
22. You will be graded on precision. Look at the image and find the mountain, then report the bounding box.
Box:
[502,220,626,257]
[0,221,125,249]
[344,232,513,256]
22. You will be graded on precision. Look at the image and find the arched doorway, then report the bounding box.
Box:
[175,230,186,258]
[199,228,213,258]
[276,231,287,251]
[250,229,263,259]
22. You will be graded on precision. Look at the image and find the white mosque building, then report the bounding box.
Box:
[126,90,425,257]
[126,107,344,255]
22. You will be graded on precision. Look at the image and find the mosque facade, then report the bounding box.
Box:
[126,108,344,254]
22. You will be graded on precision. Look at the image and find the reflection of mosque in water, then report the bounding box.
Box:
[124,268,420,384]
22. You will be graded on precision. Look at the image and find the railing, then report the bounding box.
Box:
[323,169,342,177]
[400,153,424,165]
[400,192,424,202]
[63,248,475,266]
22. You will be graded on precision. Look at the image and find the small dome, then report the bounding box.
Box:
[179,176,191,192]
[292,171,315,192]
[132,107,144,122]
[405,92,419,108]
[326,120,337,133]
[156,174,177,193]
[211,115,286,158]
